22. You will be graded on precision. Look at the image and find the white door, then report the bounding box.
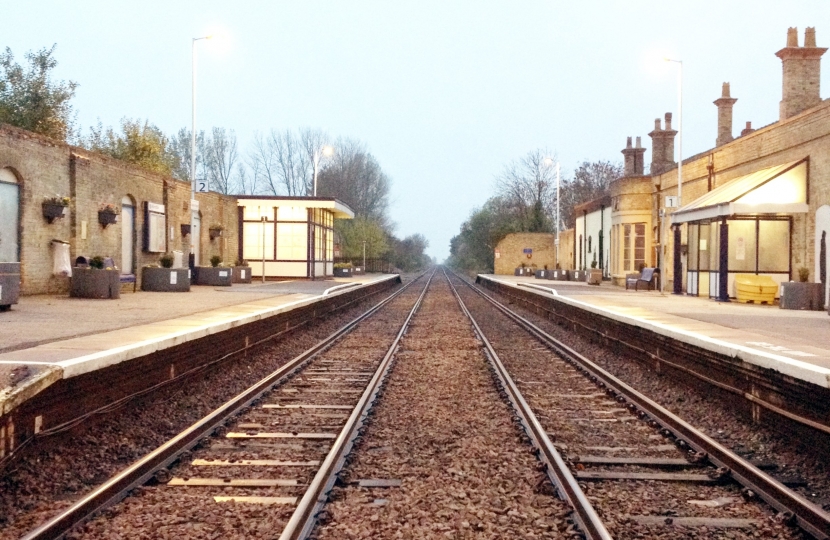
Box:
[121,198,135,274]
[0,169,20,263]
[193,212,201,266]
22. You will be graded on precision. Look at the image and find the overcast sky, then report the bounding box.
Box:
[4,1,829,259]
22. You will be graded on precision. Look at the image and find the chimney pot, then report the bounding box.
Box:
[721,82,731,98]
[714,82,738,146]
[787,27,799,47]
[635,136,642,148]
[740,121,755,137]
[654,118,661,130]
[664,112,673,131]
[626,136,633,148]
[806,27,817,47]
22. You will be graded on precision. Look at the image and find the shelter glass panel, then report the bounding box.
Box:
[243,222,275,260]
[243,205,274,221]
[277,223,308,260]
[688,224,699,269]
[728,220,757,272]
[708,223,720,271]
[758,220,790,272]
[277,206,307,222]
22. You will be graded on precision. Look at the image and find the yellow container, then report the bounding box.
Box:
[734,273,777,304]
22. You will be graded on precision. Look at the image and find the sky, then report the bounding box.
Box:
[4,1,829,260]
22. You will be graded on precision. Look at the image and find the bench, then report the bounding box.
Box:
[120,273,137,292]
[625,267,659,291]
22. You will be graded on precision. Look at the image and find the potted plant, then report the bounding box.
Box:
[334,262,353,277]
[98,203,119,227]
[42,196,70,223]
[209,224,224,240]
[232,258,252,284]
[141,254,190,292]
[587,260,602,285]
[70,255,120,299]
[780,267,824,310]
[180,224,191,237]
[193,255,232,286]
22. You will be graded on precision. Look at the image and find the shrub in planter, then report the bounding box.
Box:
[70,262,120,299]
[210,255,222,268]
[781,267,824,310]
[42,196,70,223]
[334,262,353,278]
[193,257,232,286]
[160,254,174,269]
[209,225,224,240]
[232,259,252,283]
[98,204,118,227]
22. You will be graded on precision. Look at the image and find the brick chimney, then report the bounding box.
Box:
[776,27,827,121]
[621,136,647,176]
[740,121,755,136]
[713,82,737,146]
[649,113,677,174]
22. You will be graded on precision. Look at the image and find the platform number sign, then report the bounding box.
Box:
[196,179,209,193]
[665,195,678,208]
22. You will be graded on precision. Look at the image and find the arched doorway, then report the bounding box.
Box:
[0,168,20,263]
[121,196,136,274]
[815,205,830,305]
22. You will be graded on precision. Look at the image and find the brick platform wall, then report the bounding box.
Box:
[494,233,556,275]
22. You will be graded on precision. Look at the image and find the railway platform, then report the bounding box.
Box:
[0,275,399,422]
[478,274,830,390]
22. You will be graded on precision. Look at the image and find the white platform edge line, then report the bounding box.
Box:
[481,275,830,389]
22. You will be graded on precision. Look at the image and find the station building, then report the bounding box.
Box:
[609,27,830,301]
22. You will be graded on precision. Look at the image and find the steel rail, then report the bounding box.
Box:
[22,273,424,540]
[443,269,613,540]
[453,270,830,540]
[279,269,436,540]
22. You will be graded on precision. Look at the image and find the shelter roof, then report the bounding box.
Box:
[671,159,808,224]
[236,196,355,219]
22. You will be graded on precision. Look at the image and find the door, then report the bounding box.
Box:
[193,212,201,266]
[0,169,20,263]
[121,197,135,274]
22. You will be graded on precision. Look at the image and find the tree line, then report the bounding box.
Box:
[0,44,431,272]
[448,148,622,273]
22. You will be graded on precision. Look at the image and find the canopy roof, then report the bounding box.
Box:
[236,196,354,219]
[672,159,808,224]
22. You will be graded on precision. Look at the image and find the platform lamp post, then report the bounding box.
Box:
[189,34,213,270]
[543,157,561,270]
[312,145,334,197]
[664,57,683,295]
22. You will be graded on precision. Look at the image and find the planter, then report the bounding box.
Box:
[534,269,549,279]
[42,203,67,224]
[571,270,586,282]
[193,267,232,286]
[209,228,223,240]
[352,266,365,275]
[334,268,352,278]
[98,210,118,227]
[142,267,190,292]
[180,224,191,236]
[587,269,602,285]
[780,282,824,310]
[70,268,120,299]
[552,269,570,281]
[514,268,533,277]
[232,266,252,284]
[0,262,21,310]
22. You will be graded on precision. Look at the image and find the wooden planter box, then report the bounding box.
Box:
[98,210,118,227]
[232,266,252,284]
[193,266,232,286]
[780,282,824,310]
[142,267,190,292]
[334,268,352,277]
[587,269,602,285]
[42,203,67,223]
[0,262,21,310]
[70,268,120,299]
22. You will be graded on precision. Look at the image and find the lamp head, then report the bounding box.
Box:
[322,145,334,157]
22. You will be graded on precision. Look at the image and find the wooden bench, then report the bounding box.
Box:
[625,267,659,291]
[120,274,137,292]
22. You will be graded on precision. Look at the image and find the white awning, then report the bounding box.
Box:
[672,159,808,224]
[237,197,355,219]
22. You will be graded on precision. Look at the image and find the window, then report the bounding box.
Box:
[622,223,646,272]
[243,221,274,260]
[623,225,631,271]
[728,220,757,272]
[634,223,646,270]
[277,206,307,221]
[277,223,308,260]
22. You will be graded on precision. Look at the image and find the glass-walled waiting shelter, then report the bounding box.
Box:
[237,197,354,279]
[672,159,808,300]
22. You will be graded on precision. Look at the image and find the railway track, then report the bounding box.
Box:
[21,271,432,540]
[19,267,830,539]
[447,269,830,539]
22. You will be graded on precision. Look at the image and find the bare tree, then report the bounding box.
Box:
[237,161,259,195]
[317,137,391,227]
[248,131,281,195]
[560,160,622,228]
[203,127,239,194]
[494,148,557,232]
[169,127,207,183]
[299,127,330,195]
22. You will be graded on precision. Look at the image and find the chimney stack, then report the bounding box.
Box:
[714,82,738,146]
[648,113,678,175]
[741,121,755,136]
[621,136,646,176]
[776,27,827,121]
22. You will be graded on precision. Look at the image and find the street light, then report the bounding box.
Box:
[664,57,683,294]
[190,34,213,268]
[543,157,561,269]
[312,145,334,197]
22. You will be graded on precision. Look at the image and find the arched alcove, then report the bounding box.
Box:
[0,167,21,263]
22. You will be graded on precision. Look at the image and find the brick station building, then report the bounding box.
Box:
[609,27,830,302]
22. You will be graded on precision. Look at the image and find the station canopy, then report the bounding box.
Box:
[672,158,808,224]
[236,196,355,219]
